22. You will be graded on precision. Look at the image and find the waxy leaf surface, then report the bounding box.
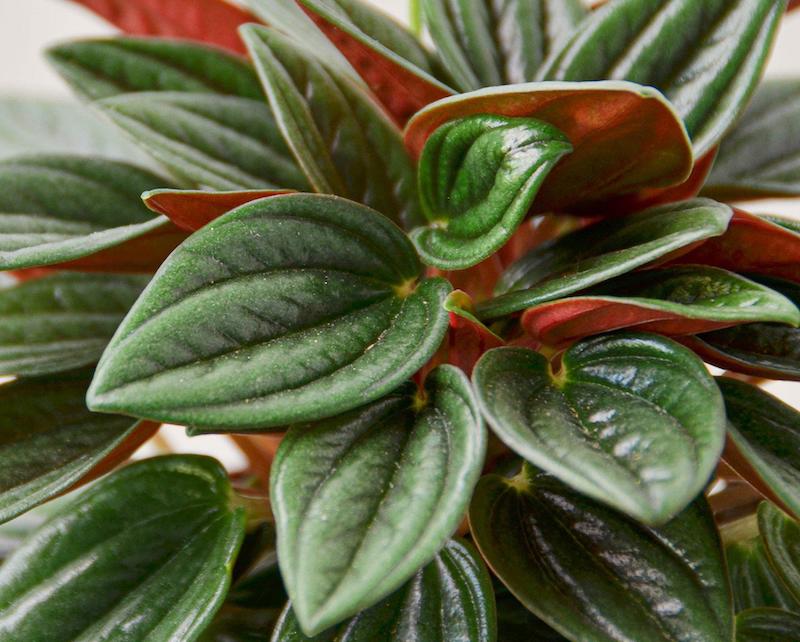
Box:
[469,464,733,642]
[540,0,786,156]
[473,333,725,523]
[727,534,799,612]
[759,502,800,603]
[88,194,451,430]
[272,367,485,634]
[272,539,496,641]
[736,608,800,642]
[413,115,571,269]
[242,25,422,230]
[405,81,693,213]
[0,455,245,641]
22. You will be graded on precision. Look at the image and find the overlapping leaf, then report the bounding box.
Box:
[736,608,800,641]
[540,0,787,155]
[759,502,800,603]
[0,455,245,641]
[473,333,725,523]
[470,464,733,642]
[271,539,496,641]
[271,367,485,634]
[88,194,451,430]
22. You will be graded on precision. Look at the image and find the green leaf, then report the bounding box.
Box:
[478,198,732,319]
[704,80,800,200]
[412,115,571,270]
[271,366,485,634]
[470,464,733,642]
[0,369,145,525]
[241,25,422,230]
[736,608,800,642]
[0,155,172,270]
[422,0,585,91]
[540,0,787,156]
[88,194,451,430]
[472,333,725,523]
[518,267,800,346]
[493,581,567,642]
[271,539,496,641]
[98,91,310,191]
[47,37,264,101]
[0,272,148,377]
[0,455,245,641]
[759,502,800,603]
[201,606,282,642]
[727,532,799,612]
[0,493,73,560]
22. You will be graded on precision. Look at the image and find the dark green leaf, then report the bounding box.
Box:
[241,25,422,230]
[541,0,787,155]
[0,272,148,377]
[272,366,485,634]
[705,80,800,200]
[88,194,451,430]
[479,198,732,319]
[473,333,725,523]
[0,493,73,560]
[493,581,567,642]
[759,502,800,604]
[470,464,733,642]
[47,37,263,101]
[736,608,800,641]
[0,369,144,524]
[0,455,246,641]
[412,115,571,269]
[201,606,281,642]
[0,155,172,270]
[422,0,585,90]
[98,91,310,191]
[271,539,496,641]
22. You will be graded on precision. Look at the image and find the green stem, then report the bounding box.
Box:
[409,0,423,37]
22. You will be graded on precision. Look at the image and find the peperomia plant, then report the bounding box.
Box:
[5,0,800,639]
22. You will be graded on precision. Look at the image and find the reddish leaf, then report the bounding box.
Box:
[790,0,800,11]
[143,189,294,231]
[405,81,693,213]
[67,0,258,55]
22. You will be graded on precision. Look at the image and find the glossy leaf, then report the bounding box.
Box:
[0,369,154,525]
[413,115,571,269]
[727,534,799,612]
[272,367,485,634]
[405,81,693,213]
[519,267,800,346]
[241,25,422,230]
[48,37,263,101]
[540,0,787,156]
[493,581,567,642]
[473,333,725,523]
[0,494,74,561]
[0,272,148,377]
[0,455,245,641]
[421,0,585,91]
[67,0,258,55]
[297,0,453,125]
[98,91,310,191]
[271,539,496,641]
[470,464,733,642]
[736,608,800,641]
[759,502,800,603]
[88,194,451,430]
[479,198,732,319]
[0,155,173,270]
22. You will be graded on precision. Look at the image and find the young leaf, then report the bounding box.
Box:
[405,81,693,213]
[421,0,585,91]
[98,91,310,191]
[759,502,800,603]
[519,267,800,346]
[0,369,155,525]
[0,155,173,270]
[0,455,245,641]
[472,333,725,524]
[143,188,294,231]
[0,272,148,377]
[412,115,571,270]
[241,25,422,230]
[297,0,454,125]
[47,37,264,101]
[88,194,451,430]
[736,608,800,642]
[67,0,258,55]
[469,464,733,642]
[479,198,732,319]
[271,539,496,641]
[727,534,799,612]
[271,367,485,634]
[704,80,800,200]
[719,378,800,521]
[540,0,787,156]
